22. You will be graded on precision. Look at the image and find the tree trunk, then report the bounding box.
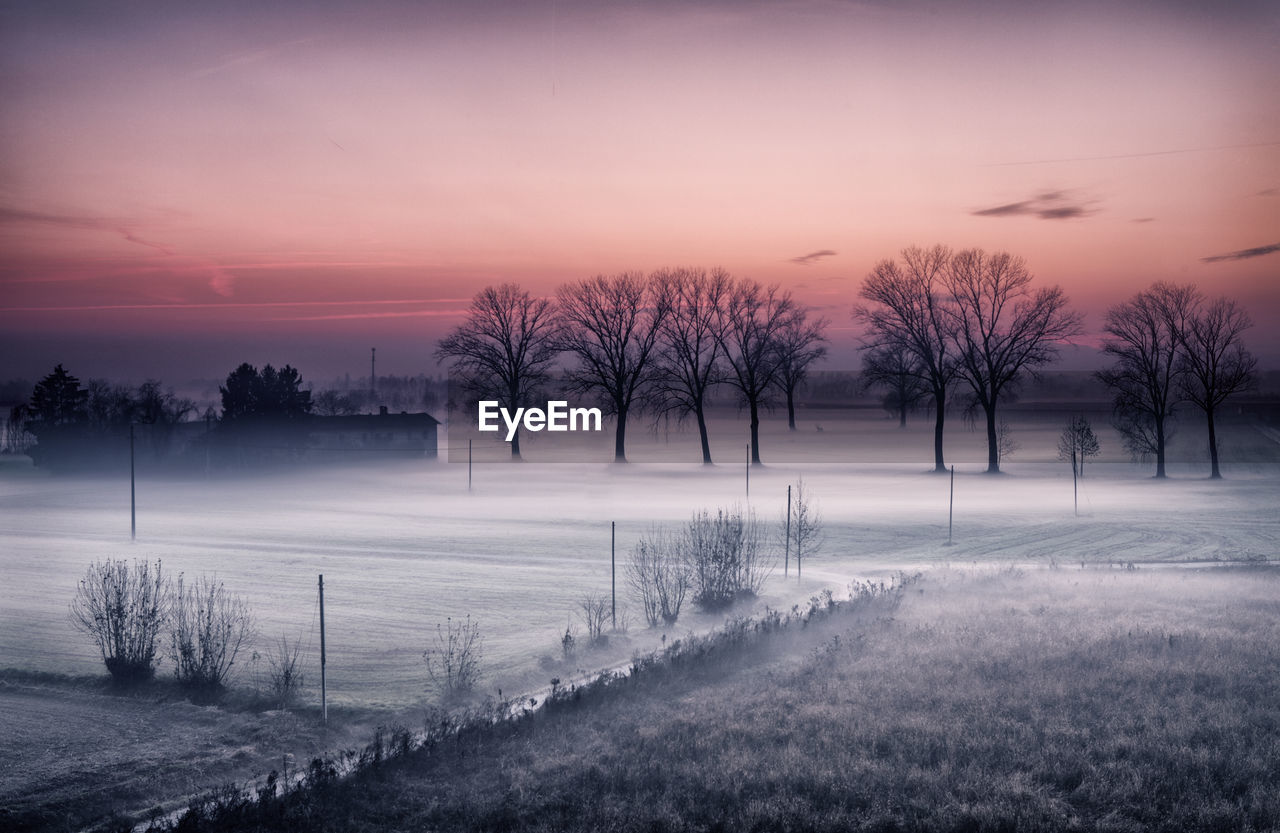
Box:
[614,406,628,463]
[932,389,946,473]
[898,402,907,428]
[696,404,713,465]
[787,387,796,431]
[749,399,761,465]
[1207,407,1220,479]
[985,403,1000,474]
[1154,416,1166,478]
[510,429,521,461]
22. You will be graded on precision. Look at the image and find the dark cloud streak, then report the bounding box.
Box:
[972,191,1096,220]
[789,249,836,266]
[1201,242,1280,263]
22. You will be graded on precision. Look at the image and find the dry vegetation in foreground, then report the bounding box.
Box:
[0,673,396,833]
[135,566,1279,833]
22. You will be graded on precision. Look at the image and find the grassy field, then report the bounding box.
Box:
[2,419,1277,831]
[0,672,405,833]
[142,566,1280,833]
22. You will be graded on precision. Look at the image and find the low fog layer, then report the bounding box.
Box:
[1,457,1276,706]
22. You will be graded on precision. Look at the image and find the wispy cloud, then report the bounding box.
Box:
[270,310,467,322]
[0,206,173,255]
[972,191,1097,220]
[3,300,465,313]
[188,38,317,80]
[788,249,836,266]
[1132,217,1156,223]
[1201,242,1280,263]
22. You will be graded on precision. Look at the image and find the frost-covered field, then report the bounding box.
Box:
[2,432,1277,708]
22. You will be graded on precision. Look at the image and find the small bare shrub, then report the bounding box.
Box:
[170,574,256,692]
[686,505,772,610]
[627,526,691,627]
[578,594,610,644]
[423,614,483,698]
[266,634,306,709]
[996,418,1020,463]
[561,622,577,660]
[70,558,169,684]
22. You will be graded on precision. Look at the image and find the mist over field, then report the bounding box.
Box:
[4,413,1278,704]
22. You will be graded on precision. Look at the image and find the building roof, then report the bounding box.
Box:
[310,411,440,430]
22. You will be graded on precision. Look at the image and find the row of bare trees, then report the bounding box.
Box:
[436,271,829,464]
[1098,282,1256,478]
[855,245,1083,474]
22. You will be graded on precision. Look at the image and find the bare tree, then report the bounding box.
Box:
[4,404,34,454]
[71,559,169,683]
[311,389,360,416]
[557,273,672,462]
[860,343,929,427]
[995,418,1019,465]
[1057,415,1101,477]
[577,594,610,644]
[855,245,957,471]
[169,574,255,692]
[774,306,829,430]
[1096,282,1198,478]
[650,267,730,464]
[1178,296,1257,479]
[717,278,795,465]
[423,615,483,699]
[787,478,822,580]
[626,526,691,627]
[436,284,561,460]
[944,249,1082,473]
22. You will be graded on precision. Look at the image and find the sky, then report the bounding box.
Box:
[1,0,1278,384]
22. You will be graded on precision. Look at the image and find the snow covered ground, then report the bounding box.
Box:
[2,430,1276,708]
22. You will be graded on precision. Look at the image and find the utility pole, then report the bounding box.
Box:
[947,465,955,545]
[785,484,791,576]
[130,424,136,540]
[319,574,327,726]
[370,347,376,400]
[1072,451,1079,517]
[611,521,616,630]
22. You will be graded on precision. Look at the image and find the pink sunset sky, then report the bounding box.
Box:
[1,0,1278,382]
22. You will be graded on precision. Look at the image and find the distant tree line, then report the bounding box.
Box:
[312,374,446,416]
[10,365,198,468]
[9,361,453,468]
[10,257,1260,478]
[436,271,830,464]
[855,246,1257,478]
